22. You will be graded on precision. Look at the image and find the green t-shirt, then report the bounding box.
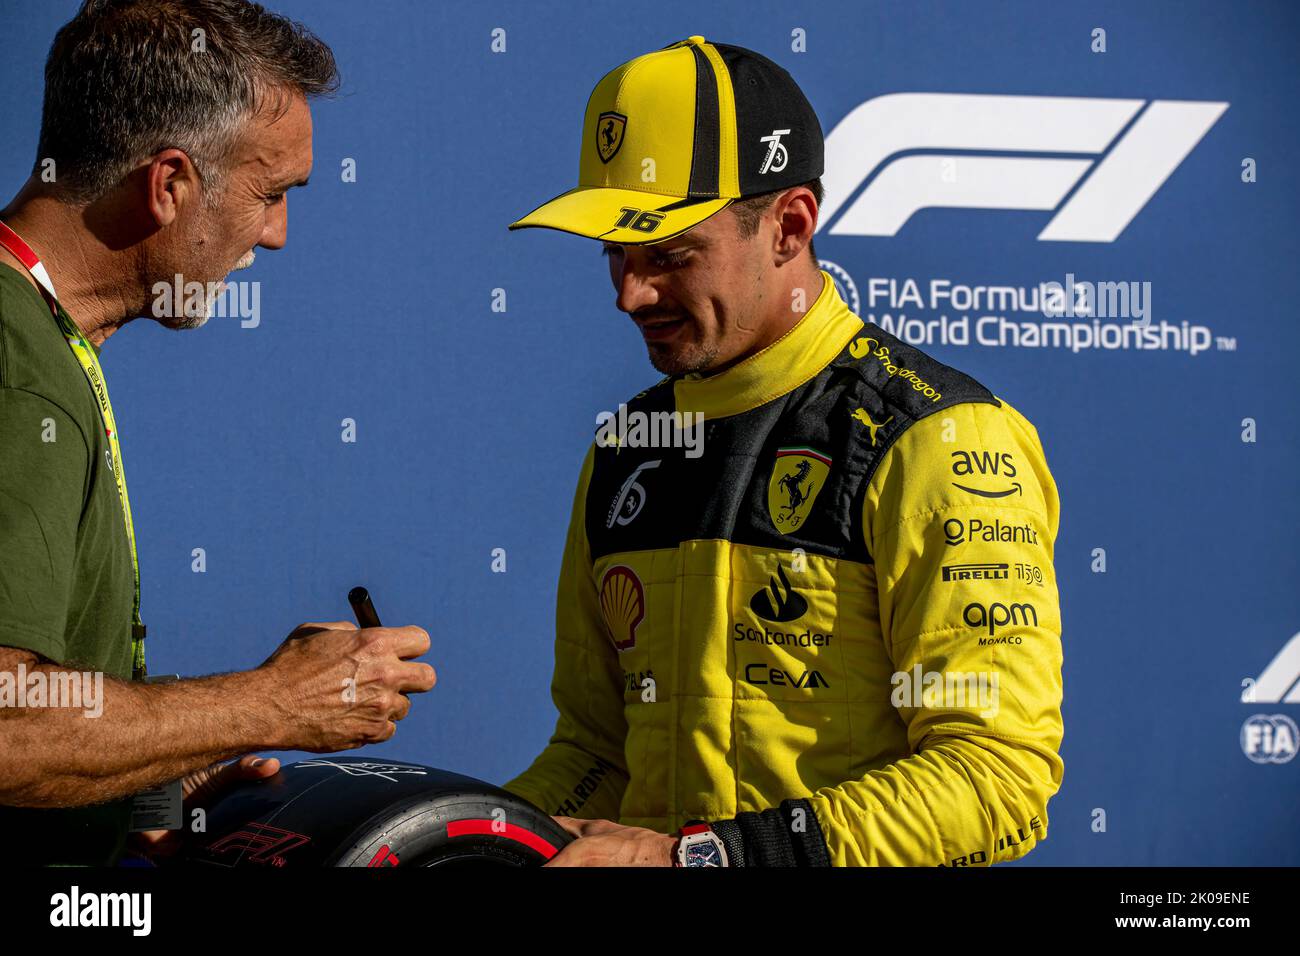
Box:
[0,263,135,865]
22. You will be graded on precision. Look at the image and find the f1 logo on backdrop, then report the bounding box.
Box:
[820,94,1228,242]
[1242,632,1300,705]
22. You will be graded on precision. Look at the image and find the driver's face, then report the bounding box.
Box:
[602,208,768,376]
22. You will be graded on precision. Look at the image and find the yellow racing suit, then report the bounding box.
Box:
[504,271,1064,866]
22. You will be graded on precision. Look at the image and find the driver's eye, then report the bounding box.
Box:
[653,251,689,268]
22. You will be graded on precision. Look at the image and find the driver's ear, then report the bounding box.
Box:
[773,189,816,265]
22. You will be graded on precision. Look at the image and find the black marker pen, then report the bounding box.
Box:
[348,586,382,628]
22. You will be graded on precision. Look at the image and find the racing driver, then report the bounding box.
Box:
[502,36,1064,867]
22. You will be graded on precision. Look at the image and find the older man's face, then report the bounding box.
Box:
[164,92,314,328]
[602,208,772,377]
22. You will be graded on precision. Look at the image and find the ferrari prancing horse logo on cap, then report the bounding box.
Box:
[596,111,627,164]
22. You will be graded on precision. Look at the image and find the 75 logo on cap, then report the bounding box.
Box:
[759,128,791,174]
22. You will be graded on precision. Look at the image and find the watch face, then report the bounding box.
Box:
[683,836,724,867]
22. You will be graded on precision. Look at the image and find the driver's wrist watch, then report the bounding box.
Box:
[672,822,730,867]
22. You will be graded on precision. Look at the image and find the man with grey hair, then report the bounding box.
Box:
[0,0,435,866]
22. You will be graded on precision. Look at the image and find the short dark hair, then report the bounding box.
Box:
[35,0,339,204]
[730,178,824,261]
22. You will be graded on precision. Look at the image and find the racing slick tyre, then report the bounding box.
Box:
[175,757,572,867]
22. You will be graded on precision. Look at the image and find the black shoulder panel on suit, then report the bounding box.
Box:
[585,327,999,564]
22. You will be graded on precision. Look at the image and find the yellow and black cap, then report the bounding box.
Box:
[509,36,823,245]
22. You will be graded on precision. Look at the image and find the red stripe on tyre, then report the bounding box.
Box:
[446,819,560,859]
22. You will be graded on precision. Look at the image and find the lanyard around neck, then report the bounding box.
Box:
[0,220,147,680]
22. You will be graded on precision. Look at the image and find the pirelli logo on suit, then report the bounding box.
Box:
[942,562,1010,582]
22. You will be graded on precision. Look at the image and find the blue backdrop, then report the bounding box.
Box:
[1,0,1296,865]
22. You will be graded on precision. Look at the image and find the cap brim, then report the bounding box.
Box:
[508,186,732,245]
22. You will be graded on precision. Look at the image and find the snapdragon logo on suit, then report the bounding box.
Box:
[1240,632,1300,765]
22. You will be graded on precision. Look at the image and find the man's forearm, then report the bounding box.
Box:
[802,734,1062,866]
[703,733,1060,867]
[0,663,286,808]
